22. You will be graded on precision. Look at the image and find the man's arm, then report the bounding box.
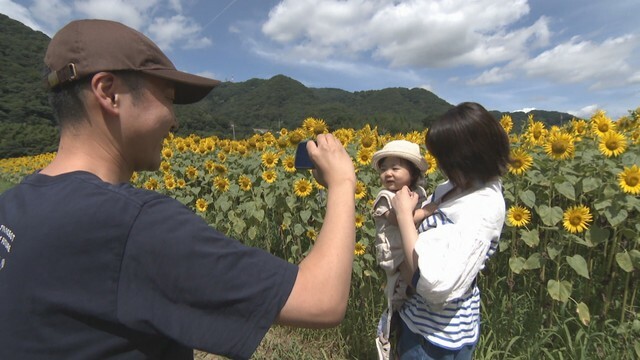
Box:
[276,134,356,328]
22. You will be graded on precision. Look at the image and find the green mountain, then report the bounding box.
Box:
[0,14,574,158]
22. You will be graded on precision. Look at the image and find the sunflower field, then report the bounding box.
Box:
[1,109,639,359]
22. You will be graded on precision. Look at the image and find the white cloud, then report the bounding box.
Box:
[147,15,210,50]
[468,67,512,85]
[522,35,640,88]
[512,107,536,113]
[73,0,157,30]
[568,104,599,119]
[261,0,549,69]
[29,0,71,32]
[0,0,43,31]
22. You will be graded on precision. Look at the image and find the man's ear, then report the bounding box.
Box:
[91,72,119,115]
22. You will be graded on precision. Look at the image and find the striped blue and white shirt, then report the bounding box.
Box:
[399,179,504,350]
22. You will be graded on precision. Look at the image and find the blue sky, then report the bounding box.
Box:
[2,0,639,119]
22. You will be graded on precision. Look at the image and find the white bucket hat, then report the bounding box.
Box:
[372,140,429,172]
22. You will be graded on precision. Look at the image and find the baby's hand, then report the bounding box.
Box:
[422,202,439,217]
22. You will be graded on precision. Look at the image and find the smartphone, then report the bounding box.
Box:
[294,140,315,169]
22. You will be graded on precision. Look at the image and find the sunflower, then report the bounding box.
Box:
[598,131,627,157]
[237,144,249,156]
[314,179,325,190]
[306,229,317,241]
[276,136,289,149]
[354,242,366,256]
[280,128,288,136]
[262,170,277,184]
[287,129,305,146]
[570,119,589,138]
[311,119,329,135]
[177,179,186,188]
[632,130,640,145]
[618,165,640,195]
[356,147,374,166]
[500,114,513,134]
[333,128,355,146]
[164,176,176,190]
[282,155,296,173]
[213,176,230,192]
[160,161,172,173]
[176,142,187,153]
[217,151,227,162]
[562,205,593,234]
[508,148,533,175]
[195,198,208,213]
[355,181,367,200]
[405,131,423,144]
[213,163,228,176]
[144,178,159,190]
[294,178,313,198]
[360,133,377,149]
[544,132,575,160]
[161,147,173,159]
[424,153,438,175]
[355,213,365,228]
[185,166,198,180]
[526,121,548,146]
[261,151,279,168]
[130,172,138,183]
[591,110,616,137]
[506,205,531,227]
[238,175,253,192]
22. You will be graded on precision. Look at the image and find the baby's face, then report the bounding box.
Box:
[378,156,413,191]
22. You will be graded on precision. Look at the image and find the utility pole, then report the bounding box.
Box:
[230,123,235,140]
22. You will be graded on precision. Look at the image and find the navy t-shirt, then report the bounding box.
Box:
[0,171,298,359]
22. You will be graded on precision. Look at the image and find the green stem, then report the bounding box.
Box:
[620,270,630,324]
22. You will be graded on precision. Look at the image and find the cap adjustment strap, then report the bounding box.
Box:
[46,63,78,89]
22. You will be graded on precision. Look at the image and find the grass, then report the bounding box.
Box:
[0,178,14,194]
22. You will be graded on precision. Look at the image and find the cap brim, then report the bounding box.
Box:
[142,69,221,104]
[372,151,429,172]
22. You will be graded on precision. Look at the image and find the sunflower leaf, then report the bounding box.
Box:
[576,302,591,326]
[509,257,526,274]
[566,254,590,279]
[554,181,575,200]
[523,253,542,270]
[247,226,257,240]
[587,224,610,245]
[581,177,601,193]
[300,210,312,222]
[547,244,562,260]
[616,251,634,272]
[519,190,536,208]
[547,279,572,303]
[536,205,563,226]
[630,250,640,269]
[520,229,539,247]
[604,207,628,227]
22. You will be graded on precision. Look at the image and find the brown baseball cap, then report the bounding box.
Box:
[44,19,220,104]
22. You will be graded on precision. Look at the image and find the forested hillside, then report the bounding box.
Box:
[1,14,573,158]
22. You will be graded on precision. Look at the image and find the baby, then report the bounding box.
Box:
[371,140,437,359]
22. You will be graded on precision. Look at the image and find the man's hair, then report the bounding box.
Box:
[426,102,511,189]
[47,71,144,128]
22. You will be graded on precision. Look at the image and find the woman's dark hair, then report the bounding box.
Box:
[426,102,511,189]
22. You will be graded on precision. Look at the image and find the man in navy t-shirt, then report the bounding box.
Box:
[0,19,356,360]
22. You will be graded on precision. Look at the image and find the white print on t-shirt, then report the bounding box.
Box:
[0,224,16,271]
